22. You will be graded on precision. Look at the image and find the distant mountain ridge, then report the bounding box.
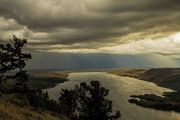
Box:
[139,68,180,91]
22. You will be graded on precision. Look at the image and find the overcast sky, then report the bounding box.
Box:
[0,0,180,58]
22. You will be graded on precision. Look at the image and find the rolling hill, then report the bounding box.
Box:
[139,68,180,91]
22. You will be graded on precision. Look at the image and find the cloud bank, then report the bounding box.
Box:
[0,0,180,55]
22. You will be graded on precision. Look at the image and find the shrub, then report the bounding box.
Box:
[59,81,121,120]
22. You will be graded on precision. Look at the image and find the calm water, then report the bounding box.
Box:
[46,72,180,120]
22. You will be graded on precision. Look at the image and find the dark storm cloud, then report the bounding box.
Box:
[91,0,180,13]
[0,0,180,54]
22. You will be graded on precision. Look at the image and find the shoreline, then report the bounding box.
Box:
[107,68,180,113]
[29,69,180,113]
[107,69,147,78]
[29,71,70,89]
[31,68,180,91]
[107,68,180,91]
[30,69,147,90]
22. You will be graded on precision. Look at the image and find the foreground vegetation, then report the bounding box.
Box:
[0,36,121,120]
[0,98,67,120]
[59,80,121,120]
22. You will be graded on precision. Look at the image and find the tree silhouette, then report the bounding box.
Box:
[9,35,31,90]
[0,44,10,85]
[59,81,121,120]
[77,81,121,120]
[0,35,31,90]
[0,42,13,76]
[59,89,78,119]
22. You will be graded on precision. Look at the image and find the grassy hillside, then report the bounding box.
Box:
[29,71,70,89]
[0,99,68,120]
[139,68,180,91]
[109,68,180,91]
[129,68,180,112]
[0,71,70,120]
[108,69,146,78]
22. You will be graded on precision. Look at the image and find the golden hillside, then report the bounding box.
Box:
[0,99,68,120]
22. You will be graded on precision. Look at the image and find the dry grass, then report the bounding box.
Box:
[108,69,146,78]
[31,71,70,79]
[29,71,70,89]
[0,99,66,120]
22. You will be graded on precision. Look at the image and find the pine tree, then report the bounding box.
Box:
[0,42,13,77]
[59,81,121,120]
[77,81,121,120]
[0,35,31,91]
[10,35,31,90]
[59,89,78,118]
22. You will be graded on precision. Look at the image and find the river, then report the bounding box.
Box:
[46,72,180,120]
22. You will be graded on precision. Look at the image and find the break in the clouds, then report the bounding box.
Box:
[0,0,180,55]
